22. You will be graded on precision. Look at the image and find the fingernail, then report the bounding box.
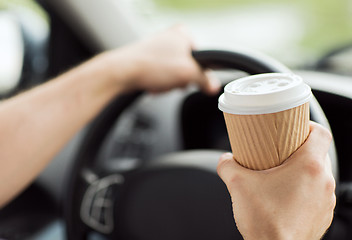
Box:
[220,152,233,161]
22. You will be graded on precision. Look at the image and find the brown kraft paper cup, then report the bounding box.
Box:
[218,73,312,170]
[223,102,309,170]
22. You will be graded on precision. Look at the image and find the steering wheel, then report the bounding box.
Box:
[64,50,338,240]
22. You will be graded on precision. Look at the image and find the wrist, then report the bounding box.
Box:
[99,47,143,93]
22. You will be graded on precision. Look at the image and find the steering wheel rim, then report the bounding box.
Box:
[64,50,338,240]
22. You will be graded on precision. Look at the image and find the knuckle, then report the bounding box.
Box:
[325,176,336,194]
[217,158,243,188]
[216,157,231,176]
[177,63,196,81]
[331,193,337,210]
[326,193,337,214]
[316,124,333,142]
[303,159,324,177]
[216,161,225,176]
[322,128,333,142]
[227,173,243,186]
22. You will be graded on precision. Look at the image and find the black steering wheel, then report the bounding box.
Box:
[64,50,338,240]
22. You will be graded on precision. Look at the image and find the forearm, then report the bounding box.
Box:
[0,26,217,208]
[0,52,128,207]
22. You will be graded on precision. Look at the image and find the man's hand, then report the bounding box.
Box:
[102,25,220,95]
[217,121,336,240]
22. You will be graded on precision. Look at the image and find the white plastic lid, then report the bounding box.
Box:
[218,73,312,115]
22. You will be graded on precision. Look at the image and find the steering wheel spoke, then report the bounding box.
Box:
[80,173,124,235]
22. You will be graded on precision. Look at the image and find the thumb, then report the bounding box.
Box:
[217,152,249,186]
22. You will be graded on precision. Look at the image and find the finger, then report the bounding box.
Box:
[325,155,333,175]
[171,24,188,35]
[197,70,221,95]
[172,24,197,49]
[167,24,197,51]
[286,121,332,165]
[306,121,332,159]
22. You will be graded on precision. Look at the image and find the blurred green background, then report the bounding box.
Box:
[152,0,352,59]
[2,0,352,68]
[0,0,46,18]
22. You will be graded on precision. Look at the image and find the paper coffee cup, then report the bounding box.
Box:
[218,73,312,170]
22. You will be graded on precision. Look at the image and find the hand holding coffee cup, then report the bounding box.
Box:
[218,73,312,170]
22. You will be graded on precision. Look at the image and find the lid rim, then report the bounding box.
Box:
[218,73,312,115]
[218,94,312,115]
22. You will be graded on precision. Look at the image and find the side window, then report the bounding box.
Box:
[0,0,49,98]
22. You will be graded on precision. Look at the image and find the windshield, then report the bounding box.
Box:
[127,0,352,68]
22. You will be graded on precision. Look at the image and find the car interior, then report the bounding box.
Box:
[1,0,352,239]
